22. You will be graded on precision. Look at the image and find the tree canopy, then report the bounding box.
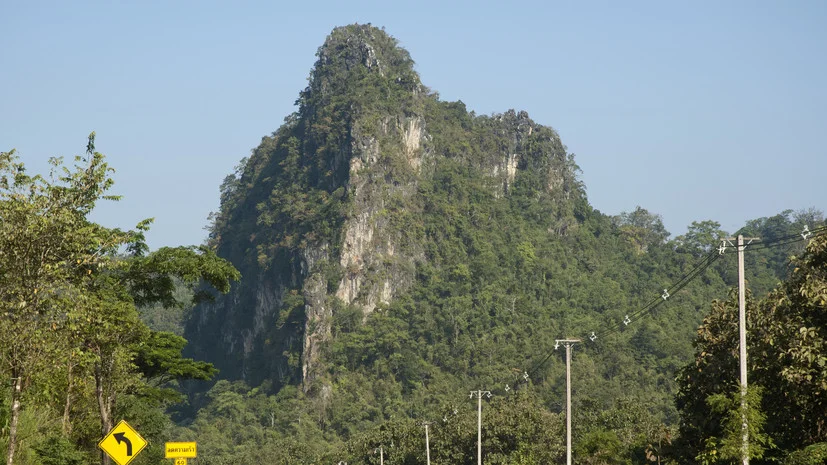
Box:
[0,136,238,465]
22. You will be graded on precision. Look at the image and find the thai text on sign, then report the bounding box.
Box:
[165,442,197,459]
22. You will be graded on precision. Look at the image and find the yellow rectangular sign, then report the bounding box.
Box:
[165,442,197,458]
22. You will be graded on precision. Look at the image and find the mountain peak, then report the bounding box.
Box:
[320,24,397,74]
[299,24,422,111]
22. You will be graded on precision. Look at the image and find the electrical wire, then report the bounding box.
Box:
[587,224,827,343]
[591,249,722,341]
[518,223,827,385]
[521,249,723,381]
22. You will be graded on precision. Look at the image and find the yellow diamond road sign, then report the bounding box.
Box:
[98,420,148,465]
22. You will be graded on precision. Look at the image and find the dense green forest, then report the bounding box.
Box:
[2,24,827,465]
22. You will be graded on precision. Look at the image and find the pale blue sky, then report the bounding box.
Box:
[2,1,825,249]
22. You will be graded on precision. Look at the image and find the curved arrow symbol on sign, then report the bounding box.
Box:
[113,433,133,456]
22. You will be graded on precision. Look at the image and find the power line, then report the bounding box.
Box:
[592,252,721,342]
[587,224,826,344]
[522,258,699,378]
[518,223,827,385]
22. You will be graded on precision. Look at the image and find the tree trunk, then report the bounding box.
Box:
[5,370,22,465]
[95,364,113,465]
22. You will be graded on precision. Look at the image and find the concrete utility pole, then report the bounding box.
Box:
[423,422,431,465]
[738,235,749,465]
[470,390,491,465]
[723,234,759,465]
[375,445,383,465]
[556,339,580,465]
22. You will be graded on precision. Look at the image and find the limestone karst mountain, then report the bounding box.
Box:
[185,24,583,392]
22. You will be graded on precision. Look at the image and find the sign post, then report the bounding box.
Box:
[99,420,148,465]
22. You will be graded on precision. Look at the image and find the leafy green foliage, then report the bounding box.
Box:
[676,231,827,464]
[784,443,827,465]
[696,387,773,464]
[0,137,238,464]
[33,435,87,465]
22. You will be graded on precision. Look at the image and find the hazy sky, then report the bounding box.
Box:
[2,0,825,249]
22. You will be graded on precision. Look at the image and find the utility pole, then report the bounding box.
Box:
[556,339,580,465]
[375,445,383,465]
[470,390,491,465]
[722,234,759,465]
[422,421,431,465]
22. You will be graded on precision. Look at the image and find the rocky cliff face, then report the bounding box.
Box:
[185,24,582,392]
